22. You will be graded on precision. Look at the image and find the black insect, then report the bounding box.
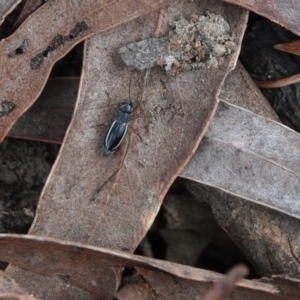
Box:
[103,102,133,155]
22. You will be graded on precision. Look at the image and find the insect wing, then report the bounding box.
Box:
[104,120,128,152]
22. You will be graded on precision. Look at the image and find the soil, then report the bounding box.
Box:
[240,13,300,131]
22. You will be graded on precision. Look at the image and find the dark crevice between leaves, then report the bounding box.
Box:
[240,13,300,132]
[0,210,34,233]
[135,178,259,280]
[197,242,258,278]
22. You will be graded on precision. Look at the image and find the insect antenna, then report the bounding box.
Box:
[128,74,133,105]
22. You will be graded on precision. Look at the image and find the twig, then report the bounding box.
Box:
[202,264,249,300]
[153,8,164,37]
[255,73,300,88]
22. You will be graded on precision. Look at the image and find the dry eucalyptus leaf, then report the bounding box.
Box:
[182,101,300,219]
[0,234,290,300]
[0,0,171,142]
[9,63,295,280]
[223,0,300,36]
[137,267,282,300]
[6,0,248,298]
[0,0,21,26]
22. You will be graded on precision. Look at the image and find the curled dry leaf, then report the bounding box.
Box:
[0,234,290,299]
[274,40,300,56]
[251,39,300,89]
[255,73,300,89]
[222,0,300,36]
[0,0,171,142]
[6,0,248,298]
[0,0,21,26]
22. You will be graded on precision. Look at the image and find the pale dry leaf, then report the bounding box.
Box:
[222,0,300,36]
[182,101,300,219]
[9,63,300,280]
[0,0,171,142]
[6,0,248,298]
[219,61,279,121]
